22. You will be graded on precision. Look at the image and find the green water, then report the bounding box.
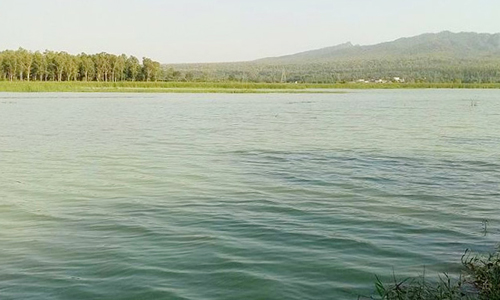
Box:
[0,90,499,300]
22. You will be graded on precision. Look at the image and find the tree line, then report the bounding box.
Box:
[0,48,163,82]
[4,48,499,84]
[168,58,500,84]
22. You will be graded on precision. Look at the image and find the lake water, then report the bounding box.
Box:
[0,90,499,300]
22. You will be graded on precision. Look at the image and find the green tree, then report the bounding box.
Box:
[2,50,18,81]
[18,48,33,81]
[66,55,80,81]
[126,56,140,81]
[51,51,68,82]
[142,57,156,81]
[44,50,58,81]
[78,53,95,81]
[0,48,168,82]
[33,51,48,81]
[151,61,161,81]
[114,54,127,81]
[94,53,110,82]
[0,52,4,80]
[110,54,126,82]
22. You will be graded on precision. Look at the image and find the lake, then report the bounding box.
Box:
[0,90,499,300]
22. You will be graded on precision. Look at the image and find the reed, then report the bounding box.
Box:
[0,81,309,92]
[0,81,499,93]
[368,248,500,300]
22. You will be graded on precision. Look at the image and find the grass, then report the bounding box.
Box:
[462,249,500,299]
[312,82,500,89]
[367,248,500,300]
[0,81,321,93]
[0,81,499,93]
[371,272,474,300]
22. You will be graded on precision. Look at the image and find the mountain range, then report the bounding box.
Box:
[255,31,500,63]
[167,32,500,83]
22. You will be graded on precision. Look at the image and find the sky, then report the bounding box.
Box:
[0,0,499,63]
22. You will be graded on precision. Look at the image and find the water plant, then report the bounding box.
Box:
[462,249,500,300]
[368,248,500,300]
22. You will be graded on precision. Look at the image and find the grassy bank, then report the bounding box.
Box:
[368,249,500,300]
[313,82,500,89]
[0,81,499,93]
[0,81,324,93]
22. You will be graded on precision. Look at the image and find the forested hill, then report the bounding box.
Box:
[256,31,500,63]
[168,31,500,83]
[4,32,498,84]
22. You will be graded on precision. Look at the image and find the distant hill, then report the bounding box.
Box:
[255,31,500,63]
[166,32,500,83]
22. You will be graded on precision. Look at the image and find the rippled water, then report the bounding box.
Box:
[0,90,499,300]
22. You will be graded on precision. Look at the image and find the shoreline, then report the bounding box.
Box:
[0,81,499,93]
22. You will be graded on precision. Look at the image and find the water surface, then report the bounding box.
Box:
[0,90,499,299]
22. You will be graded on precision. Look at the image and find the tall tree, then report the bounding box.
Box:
[107,54,117,82]
[33,51,48,81]
[0,48,166,82]
[94,53,110,82]
[113,54,126,81]
[51,51,68,82]
[151,61,161,81]
[44,50,58,81]
[2,50,18,81]
[18,48,33,81]
[142,57,155,82]
[66,54,79,81]
[126,56,141,81]
[78,53,95,81]
[0,53,4,80]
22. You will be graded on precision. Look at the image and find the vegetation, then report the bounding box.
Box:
[168,32,500,84]
[372,273,472,300]
[0,81,499,93]
[0,48,162,82]
[1,32,500,92]
[169,59,500,84]
[462,249,500,299]
[368,248,500,300]
[0,81,345,93]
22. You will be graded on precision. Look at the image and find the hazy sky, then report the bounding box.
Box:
[1,0,498,63]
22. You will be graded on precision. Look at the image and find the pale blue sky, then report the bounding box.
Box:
[1,0,498,63]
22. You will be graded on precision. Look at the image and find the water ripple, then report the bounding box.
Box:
[0,91,499,299]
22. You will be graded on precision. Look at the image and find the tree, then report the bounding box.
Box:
[44,50,58,81]
[107,54,117,82]
[126,56,140,81]
[0,53,4,80]
[142,57,155,81]
[18,48,33,81]
[0,48,166,82]
[65,54,79,81]
[2,50,18,81]
[78,53,94,81]
[151,61,161,81]
[51,51,68,82]
[33,51,48,81]
[94,52,110,82]
[113,54,127,81]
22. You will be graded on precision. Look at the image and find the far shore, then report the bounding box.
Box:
[0,81,499,93]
